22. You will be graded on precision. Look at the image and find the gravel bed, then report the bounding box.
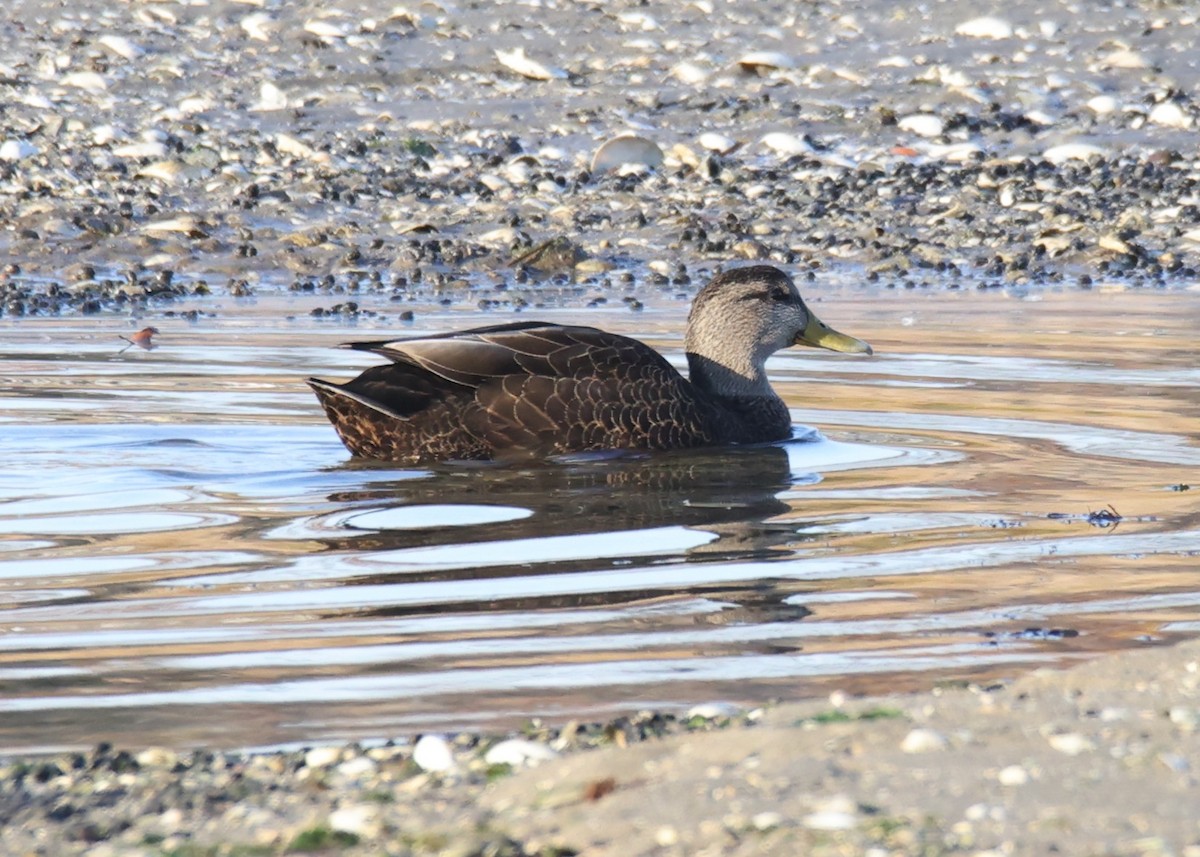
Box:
[5,0,1200,322]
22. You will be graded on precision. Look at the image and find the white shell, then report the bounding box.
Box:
[759,132,814,156]
[304,19,349,40]
[1046,732,1095,756]
[0,140,39,162]
[484,739,559,767]
[921,141,979,160]
[1103,48,1147,69]
[328,804,381,838]
[142,215,207,237]
[136,161,185,183]
[737,51,796,72]
[256,81,289,111]
[898,113,945,138]
[61,71,108,92]
[412,734,456,772]
[241,12,277,42]
[276,133,316,159]
[671,61,708,85]
[113,140,169,159]
[900,727,948,753]
[955,16,1014,39]
[1086,95,1118,115]
[495,48,568,81]
[590,134,663,173]
[1149,101,1191,128]
[98,35,144,61]
[698,132,737,154]
[1042,143,1106,164]
[304,746,341,768]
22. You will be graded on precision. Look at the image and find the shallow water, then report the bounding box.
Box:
[1,285,1199,753]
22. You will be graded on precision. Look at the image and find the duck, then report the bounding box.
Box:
[308,264,872,463]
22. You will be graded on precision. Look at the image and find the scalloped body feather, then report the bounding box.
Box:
[309,266,871,463]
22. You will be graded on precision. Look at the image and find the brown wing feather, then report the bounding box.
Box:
[313,323,736,461]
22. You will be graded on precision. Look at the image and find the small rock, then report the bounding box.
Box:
[1168,706,1199,731]
[413,734,456,773]
[900,728,947,753]
[483,739,559,767]
[98,34,144,61]
[997,764,1028,786]
[698,132,738,154]
[496,47,568,81]
[655,825,679,846]
[898,113,945,138]
[335,756,377,779]
[1087,95,1119,115]
[1042,143,1106,165]
[304,746,342,768]
[0,140,39,162]
[737,51,796,73]
[803,796,858,831]
[752,811,784,831]
[591,134,663,173]
[955,16,1014,39]
[1149,102,1191,129]
[329,803,382,838]
[135,747,178,768]
[1046,732,1094,756]
[759,132,814,156]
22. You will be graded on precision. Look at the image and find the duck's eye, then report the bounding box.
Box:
[770,289,791,302]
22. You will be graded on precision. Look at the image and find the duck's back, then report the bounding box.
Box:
[309,321,772,462]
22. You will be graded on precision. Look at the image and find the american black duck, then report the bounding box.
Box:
[308,264,871,462]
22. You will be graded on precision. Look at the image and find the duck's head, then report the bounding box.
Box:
[686,266,873,360]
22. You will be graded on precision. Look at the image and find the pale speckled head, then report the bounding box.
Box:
[685,265,871,397]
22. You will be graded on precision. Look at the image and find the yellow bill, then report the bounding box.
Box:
[795,314,873,355]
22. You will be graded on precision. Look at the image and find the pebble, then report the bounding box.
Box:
[413,734,457,773]
[135,747,178,768]
[1041,143,1106,164]
[737,51,796,72]
[304,746,342,768]
[901,727,948,753]
[898,113,945,138]
[0,140,39,162]
[1045,732,1095,756]
[1168,706,1199,731]
[591,134,664,173]
[654,825,679,846]
[328,803,382,838]
[334,756,378,779]
[1149,102,1191,129]
[759,132,815,156]
[752,811,785,831]
[997,764,1029,785]
[495,47,568,81]
[803,796,858,831]
[483,739,559,767]
[955,16,1014,39]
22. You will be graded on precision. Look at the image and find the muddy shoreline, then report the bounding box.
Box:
[3,637,1199,856]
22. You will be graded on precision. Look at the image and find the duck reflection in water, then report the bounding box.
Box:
[320,442,824,625]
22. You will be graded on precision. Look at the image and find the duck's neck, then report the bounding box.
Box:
[686,350,780,399]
